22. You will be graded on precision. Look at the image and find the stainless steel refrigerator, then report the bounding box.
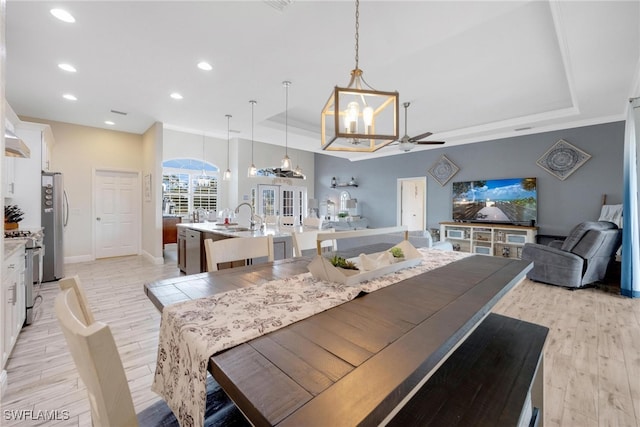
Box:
[41,172,68,282]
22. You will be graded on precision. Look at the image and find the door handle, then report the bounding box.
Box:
[96,217,101,221]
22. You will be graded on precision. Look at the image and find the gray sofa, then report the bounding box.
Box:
[521,221,622,288]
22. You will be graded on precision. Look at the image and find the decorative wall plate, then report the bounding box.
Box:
[536,139,591,181]
[428,155,459,186]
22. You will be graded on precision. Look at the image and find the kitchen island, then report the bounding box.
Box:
[177,222,300,274]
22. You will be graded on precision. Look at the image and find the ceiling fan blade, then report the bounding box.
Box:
[415,140,446,145]
[408,131,433,142]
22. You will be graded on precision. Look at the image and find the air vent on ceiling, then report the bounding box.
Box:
[263,0,294,12]
[110,109,128,116]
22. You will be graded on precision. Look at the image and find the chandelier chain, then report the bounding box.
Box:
[250,100,256,162]
[226,114,231,169]
[354,0,359,69]
[284,81,290,156]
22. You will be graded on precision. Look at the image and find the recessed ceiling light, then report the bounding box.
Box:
[62,94,77,101]
[50,9,75,23]
[170,93,183,100]
[58,63,77,72]
[105,121,115,126]
[197,61,213,71]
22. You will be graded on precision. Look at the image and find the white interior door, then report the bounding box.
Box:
[257,185,279,216]
[398,177,426,231]
[95,170,140,259]
[280,185,306,226]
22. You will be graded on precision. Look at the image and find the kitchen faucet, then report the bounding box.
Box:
[235,203,260,230]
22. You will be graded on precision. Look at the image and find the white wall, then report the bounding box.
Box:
[162,129,315,223]
[142,122,163,263]
[162,128,315,225]
[21,117,144,262]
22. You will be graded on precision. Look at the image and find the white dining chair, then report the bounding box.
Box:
[58,275,95,325]
[303,217,323,229]
[55,285,246,427]
[292,229,337,257]
[55,287,139,426]
[263,215,279,227]
[204,235,274,272]
[279,216,296,227]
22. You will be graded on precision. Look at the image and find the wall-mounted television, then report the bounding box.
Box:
[452,177,537,226]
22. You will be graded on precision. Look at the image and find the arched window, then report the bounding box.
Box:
[162,159,219,215]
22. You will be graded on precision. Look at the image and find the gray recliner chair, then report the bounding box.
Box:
[521,221,622,289]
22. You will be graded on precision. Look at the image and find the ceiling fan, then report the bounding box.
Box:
[392,102,445,152]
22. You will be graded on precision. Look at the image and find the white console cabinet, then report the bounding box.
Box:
[440,222,537,259]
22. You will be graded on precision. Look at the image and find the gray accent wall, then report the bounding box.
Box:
[314,121,624,237]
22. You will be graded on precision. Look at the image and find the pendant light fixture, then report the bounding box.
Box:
[281,81,292,171]
[248,100,258,177]
[197,134,210,187]
[223,114,232,181]
[320,0,399,152]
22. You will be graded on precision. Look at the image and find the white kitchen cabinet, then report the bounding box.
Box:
[2,248,25,369]
[4,156,16,198]
[41,125,55,171]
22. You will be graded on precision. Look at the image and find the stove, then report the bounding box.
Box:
[5,228,44,325]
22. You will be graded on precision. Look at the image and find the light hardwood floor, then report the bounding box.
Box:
[1,252,638,426]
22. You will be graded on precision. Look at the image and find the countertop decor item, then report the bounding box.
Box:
[320,0,399,153]
[4,204,24,229]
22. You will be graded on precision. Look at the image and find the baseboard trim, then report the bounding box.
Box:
[621,288,639,298]
[64,255,94,264]
[142,250,165,265]
[1,369,7,397]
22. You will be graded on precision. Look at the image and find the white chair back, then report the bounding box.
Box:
[58,275,95,325]
[55,288,138,427]
[204,235,274,271]
[292,229,337,257]
[263,215,279,227]
[280,216,296,227]
[303,217,323,229]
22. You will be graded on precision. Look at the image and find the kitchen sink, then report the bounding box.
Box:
[222,226,250,232]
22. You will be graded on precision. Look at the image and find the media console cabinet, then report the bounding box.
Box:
[440,222,537,259]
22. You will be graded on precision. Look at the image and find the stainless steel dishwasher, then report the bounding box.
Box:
[185,229,201,275]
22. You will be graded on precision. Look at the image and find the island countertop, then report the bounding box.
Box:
[177,222,309,239]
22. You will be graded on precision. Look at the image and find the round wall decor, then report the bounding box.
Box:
[536,139,591,181]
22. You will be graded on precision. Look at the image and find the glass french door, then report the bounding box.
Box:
[256,184,306,226]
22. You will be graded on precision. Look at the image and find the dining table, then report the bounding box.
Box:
[145,249,533,427]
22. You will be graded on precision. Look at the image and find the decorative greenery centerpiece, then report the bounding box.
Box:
[307,227,423,286]
[389,247,404,259]
[329,255,358,270]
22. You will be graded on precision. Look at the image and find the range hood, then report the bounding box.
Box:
[5,129,30,158]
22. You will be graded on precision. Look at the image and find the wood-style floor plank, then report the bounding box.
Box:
[1,249,638,427]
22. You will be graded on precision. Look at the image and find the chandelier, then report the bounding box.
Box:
[197,134,210,187]
[320,0,399,152]
[281,81,292,170]
[248,100,258,177]
[223,114,232,181]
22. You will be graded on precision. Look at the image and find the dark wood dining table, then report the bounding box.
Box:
[145,253,532,427]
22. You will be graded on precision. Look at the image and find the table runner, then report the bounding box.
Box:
[152,248,470,427]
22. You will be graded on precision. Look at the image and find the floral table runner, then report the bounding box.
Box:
[152,248,470,427]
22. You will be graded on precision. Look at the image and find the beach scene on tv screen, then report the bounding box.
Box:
[452,178,537,224]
